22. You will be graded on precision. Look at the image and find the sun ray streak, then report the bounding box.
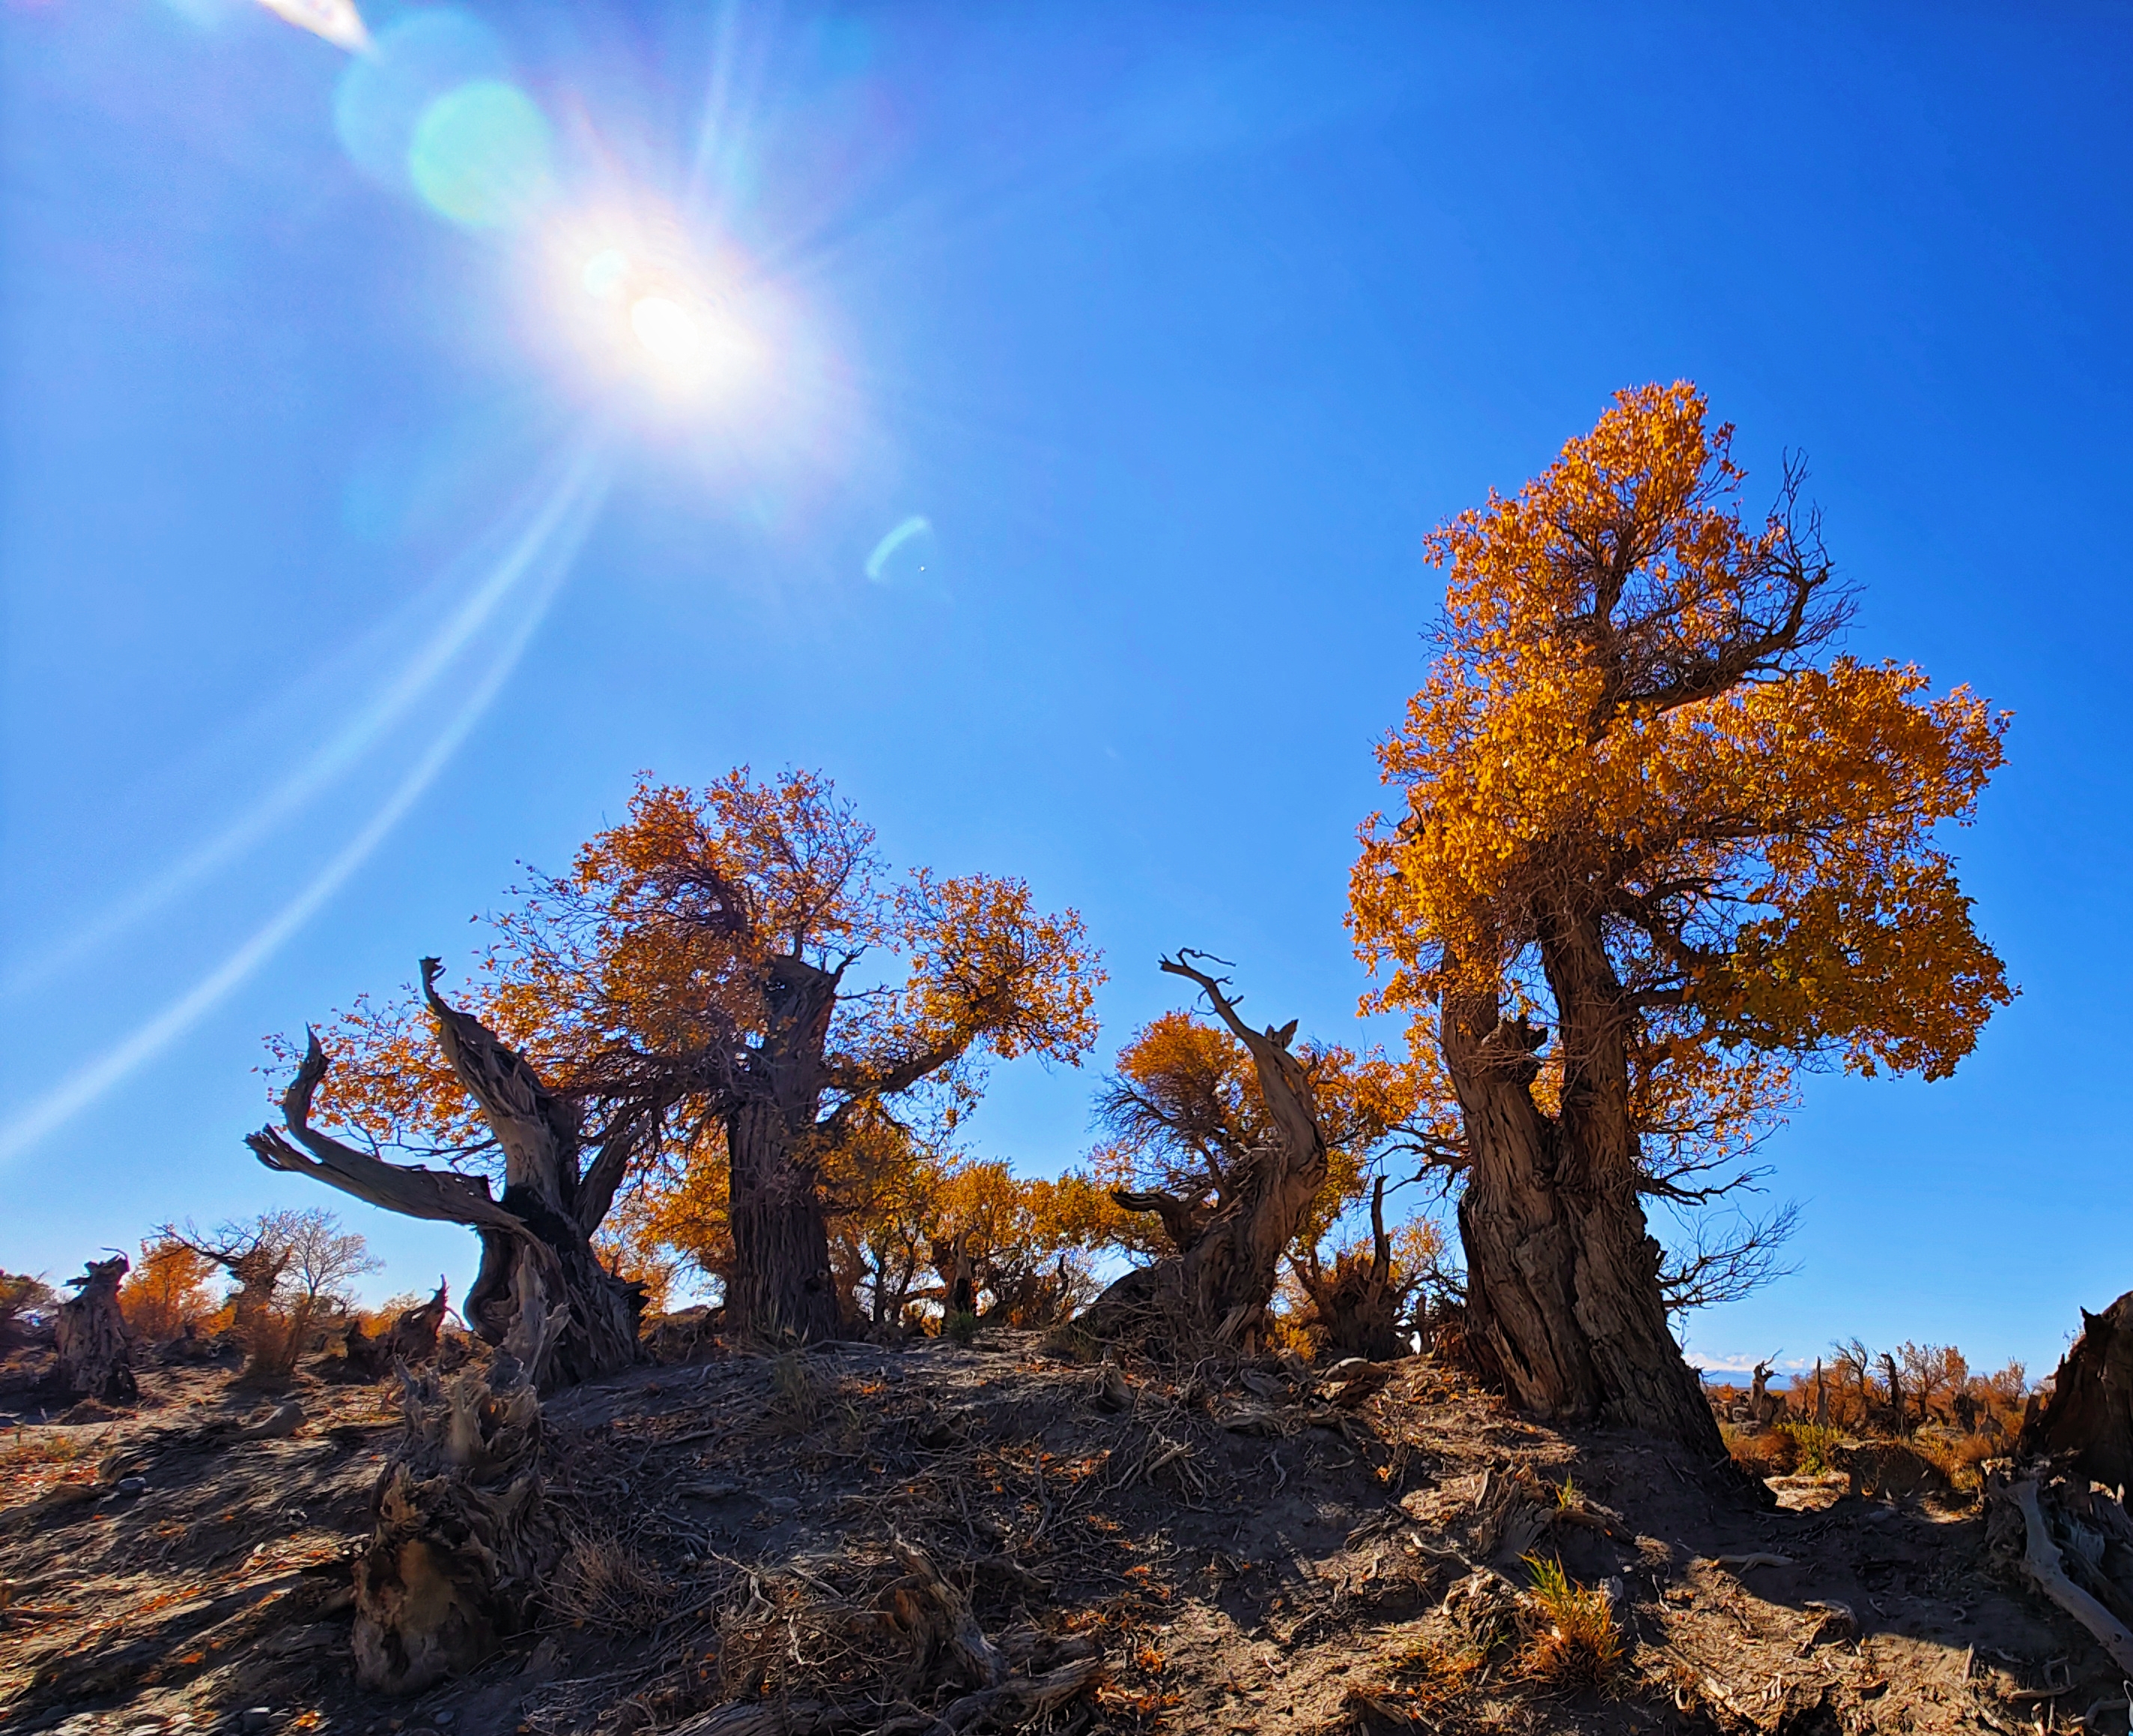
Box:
[0,449,613,1167]
[0,447,603,1001]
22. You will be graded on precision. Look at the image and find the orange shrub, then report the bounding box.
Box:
[118,1239,220,1341]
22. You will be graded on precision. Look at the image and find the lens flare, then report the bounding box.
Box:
[408,79,556,229]
[334,10,506,194]
[255,0,367,51]
[864,515,933,582]
[0,446,613,1166]
[582,247,631,300]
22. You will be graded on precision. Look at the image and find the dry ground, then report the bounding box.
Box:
[0,1332,2105,1736]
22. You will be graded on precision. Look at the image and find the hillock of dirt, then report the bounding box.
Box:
[0,1331,2114,1736]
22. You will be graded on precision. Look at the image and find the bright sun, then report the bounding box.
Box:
[554,225,760,400]
[628,295,702,365]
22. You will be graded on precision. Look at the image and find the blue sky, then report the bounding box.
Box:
[2,1,2126,1378]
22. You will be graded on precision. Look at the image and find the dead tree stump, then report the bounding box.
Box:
[339,1280,451,1383]
[55,1255,136,1403]
[2021,1288,2133,1493]
[351,1282,564,1693]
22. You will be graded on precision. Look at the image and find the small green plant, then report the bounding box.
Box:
[1780,1421,1844,1475]
[1554,1473,1580,1508]
[1519,1556,1622,1689]
[943,1310,981,1346]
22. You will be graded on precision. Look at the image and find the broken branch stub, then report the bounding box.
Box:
[2021,1290,2133,1493]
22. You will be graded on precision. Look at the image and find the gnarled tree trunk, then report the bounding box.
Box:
[2020,1289,2133,1492]
[1444,933,1724,1451]
[55,1254,136,1403]
[723,955,845,1344]
[249,960,643,1391]
[339,1279,449,1383]
[726,1097,841,1344]
[1083,956,1329,1352]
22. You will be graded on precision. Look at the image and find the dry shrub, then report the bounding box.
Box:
[550,1528,674,1634]
[1517,1556,1622,1690]
[234,1297,324,1385]
[1839,1437,1951,1500]
[0,1272,59,1350]
[768,1352,824,1433]
[1722,1423,1794,1478]
[1912,1429,2003,1492]
[1780,1421,1843,1475]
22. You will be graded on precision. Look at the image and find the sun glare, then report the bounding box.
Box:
[630,296,702,365]
[550,220,762,401]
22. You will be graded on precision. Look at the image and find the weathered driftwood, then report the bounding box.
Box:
[351,1281,565,1693]
[2008,1478,2133,1675]
[2021,1290,2133,1493]
[55,1255,136,1403]
[1081,954,1328,1353]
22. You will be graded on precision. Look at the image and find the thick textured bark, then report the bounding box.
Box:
[1084,958,1329,1351]
[1442,910,1725,1452]
[2020,1290,2133,1492]
[55,1255,136,1403]
[250,964,642,1391]
[420,962,644,1380]
[723,956,844,1343]
[353,1282,562,1693]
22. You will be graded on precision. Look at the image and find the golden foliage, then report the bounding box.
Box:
[1352,382,2011,1182]
[266,769,1104,1315]
[118,1239,222,1342]
[278,768,1102,1159]
[1092,1010,1450,1306]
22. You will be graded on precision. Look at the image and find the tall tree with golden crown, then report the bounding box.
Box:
[1350,385,2010,1447]
[251,769,1101,1379]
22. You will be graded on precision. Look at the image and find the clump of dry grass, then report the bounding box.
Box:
[1910,1429,2003,1492]
[0,1427,98,1469]
[768,1352,825,1433]
[1517,1556,1621,1690]
[549,1527,675,1635]
[1038,1321,1101,1364]
[1347,1629,1495,1723]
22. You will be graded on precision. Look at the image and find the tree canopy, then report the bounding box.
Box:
[267,768,1104,1345]
[1348,382,2010,1437]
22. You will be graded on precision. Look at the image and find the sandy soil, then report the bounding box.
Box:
[0,1335,2104,1736]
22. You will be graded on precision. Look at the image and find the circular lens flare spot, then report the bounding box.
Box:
[582,248,631,300]
[630,297,703,365]
[408,79,554,229]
